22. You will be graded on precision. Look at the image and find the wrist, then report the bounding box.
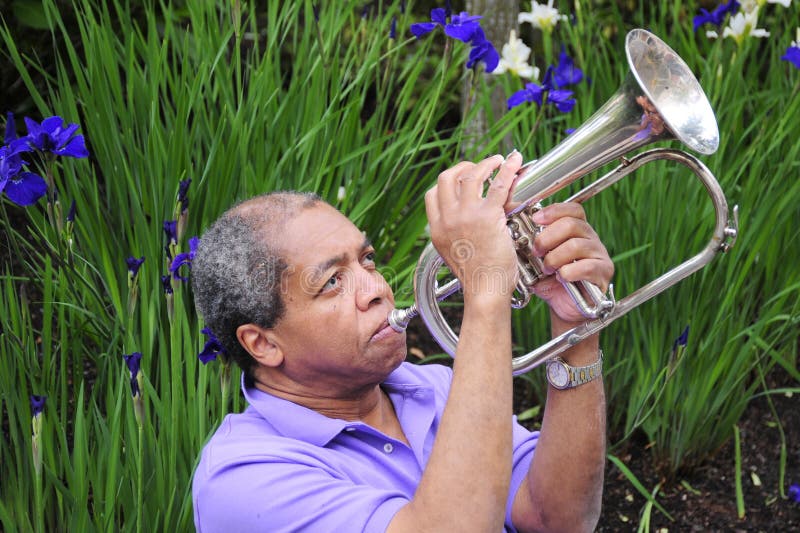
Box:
[549,311,599,366]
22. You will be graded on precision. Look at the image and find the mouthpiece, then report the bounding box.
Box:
[388,305,418,332]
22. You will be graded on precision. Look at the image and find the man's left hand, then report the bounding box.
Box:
[528,202,614,325]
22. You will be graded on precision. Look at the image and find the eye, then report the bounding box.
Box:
[321,272,343,293]
[363,251,376,266]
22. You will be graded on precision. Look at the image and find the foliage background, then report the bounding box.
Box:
[1,0,798,530]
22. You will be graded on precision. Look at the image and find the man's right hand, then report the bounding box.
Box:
[424,152,523,302]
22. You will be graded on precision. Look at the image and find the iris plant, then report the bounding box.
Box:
[127,256,146,280]
[162,274,175,322]
[722,9,770,44]
[693,0,740,33]
[123,352,144,426]
[198,327,226,364]
[507,65,576,112]
[790,483,800,503]
[176,179,191,241]
[410,8,499,72]
[493,31,539,80]
[553,46,584,87]
[170,236,199,282]
[1,113,88,206]
[30,395,46,475]
[668,325,690,378]
[163,219,178,259]
[782,28,800,69]
[518,0,567,34]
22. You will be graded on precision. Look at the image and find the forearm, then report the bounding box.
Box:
[515,315,607,533]
[388,296,514,532]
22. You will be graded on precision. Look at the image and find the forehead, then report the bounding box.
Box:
[277,204,365,269]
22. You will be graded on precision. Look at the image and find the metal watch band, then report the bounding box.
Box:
[550,351,604,389]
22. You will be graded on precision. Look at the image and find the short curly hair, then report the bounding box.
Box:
[191,191,322,383]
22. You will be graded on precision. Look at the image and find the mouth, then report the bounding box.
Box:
[370,318,400,343]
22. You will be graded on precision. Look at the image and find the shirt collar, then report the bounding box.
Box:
[242,363,433,447]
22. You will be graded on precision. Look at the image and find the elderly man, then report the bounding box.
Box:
[191,152,613,532]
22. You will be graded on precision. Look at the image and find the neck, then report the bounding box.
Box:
[253,372,407,443]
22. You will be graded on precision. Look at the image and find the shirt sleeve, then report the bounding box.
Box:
[505,418,540,532]
[194,452,409,533]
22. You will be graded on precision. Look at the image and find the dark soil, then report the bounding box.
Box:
[405,322,800,532]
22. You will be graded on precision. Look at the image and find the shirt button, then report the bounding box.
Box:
[383,443,394,454]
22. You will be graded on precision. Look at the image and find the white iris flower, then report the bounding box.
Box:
[723,9,770,44]
[493,31,540,80]
[518,1,567,33]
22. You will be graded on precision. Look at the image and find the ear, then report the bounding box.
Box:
[236,323,284,368]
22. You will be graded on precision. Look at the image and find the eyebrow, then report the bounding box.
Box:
[309,236,373,287]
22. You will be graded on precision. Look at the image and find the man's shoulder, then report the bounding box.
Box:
[196,408,329,476]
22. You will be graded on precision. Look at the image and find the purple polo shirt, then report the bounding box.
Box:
[193,362,539,532]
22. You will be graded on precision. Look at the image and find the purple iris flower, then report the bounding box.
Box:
[125,362,141,394]
[548,89,576,112]
[30,395,47,416]
[411,9,483,44]
[390,16,397,39]
[20,116,89,158]
[1,144,48,206]
[410,8,447,38]
[161,274,173,295]
[782,46,800,69]
[123,352,143,397]
[163,220,178,245]
[672,325,690,352]
[507,82,545,109]
[466,26,499,72]
[169,236,199,282]
[693,0,739,32]
[2,114,46,205]
[789,484,800,503]
[553,47,583,87]
[445,11,483,42]
[507,66,575,112]
[198,327,227,364]
[127,256,145,277]
[177,179,191,212]
[66,200,76,222]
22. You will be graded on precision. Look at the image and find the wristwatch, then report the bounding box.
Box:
[546,351,603,390]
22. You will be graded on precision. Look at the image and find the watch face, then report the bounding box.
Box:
[547,360,570,388]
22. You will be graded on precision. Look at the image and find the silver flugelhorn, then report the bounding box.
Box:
[388,29,739,375]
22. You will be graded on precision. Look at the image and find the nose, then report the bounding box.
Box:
[354,266,390,311]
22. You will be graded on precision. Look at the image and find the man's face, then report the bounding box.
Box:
[267,203,407,394]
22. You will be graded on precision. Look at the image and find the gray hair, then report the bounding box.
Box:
[191,191,322,382]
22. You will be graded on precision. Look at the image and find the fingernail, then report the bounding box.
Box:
[532,209,546,224]
[506,149,519,159]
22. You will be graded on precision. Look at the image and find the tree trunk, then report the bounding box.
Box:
[463,0,518,155]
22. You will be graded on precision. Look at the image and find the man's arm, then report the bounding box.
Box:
[387,153,522,532]
[511,203,612,532]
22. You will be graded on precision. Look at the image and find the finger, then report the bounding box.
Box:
[533,217,598,257]
[486,150,523,207]
[503,173,523,213]
[531,201,587,226]
[437,161,475,207]
[540,237,609,275]
[460,154,504,201]
[557,258,615,293]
